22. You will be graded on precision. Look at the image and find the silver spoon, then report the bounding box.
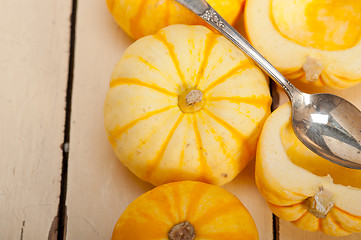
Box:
[175,0,361,169]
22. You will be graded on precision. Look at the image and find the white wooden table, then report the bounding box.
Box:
[0,0,360,239]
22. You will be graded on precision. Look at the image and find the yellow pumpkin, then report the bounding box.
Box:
[245,0,361,89]
[104,25,272,186]
[106,0,245,39]
[112,181,259,240]
[256,103,361,236]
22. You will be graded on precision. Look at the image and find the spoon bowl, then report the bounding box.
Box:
[175,0,361,168]
[292,93,361,168]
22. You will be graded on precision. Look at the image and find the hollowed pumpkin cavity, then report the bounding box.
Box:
[281,121,361,189]
[246,0,361,88]
[271,0,361,51]
[256,103,361,236]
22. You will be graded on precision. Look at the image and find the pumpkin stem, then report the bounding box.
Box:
[306,187,334,219]
[303,56,323,82]
[168,221,196,240]
[186,90,203,106]
[178,88,205,113]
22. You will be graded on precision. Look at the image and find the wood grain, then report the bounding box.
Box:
[65,0,273,239]
[65,0,149,239]
[0,0,72,239]
[2,0,357,239]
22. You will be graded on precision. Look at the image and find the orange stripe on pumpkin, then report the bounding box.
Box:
[321,71,360,88]
[318,218,322,232]
[192,202,241,226]
[333,206,361,219]
[145,114,184,180]
[147,185,179,224]
[202,108,249,148]
[154,33,188,87]
[205,120,229,155]
[192,115,215,184]
[199,232,255,240]
[133,210,171,228]
[185,182,209,221]
[333,73,361,83]
[203,59,254,93]
[113,215,169,239]
[326,214,352,234]
[110,77,178,97]
[109,105,177,140]
[170,180,184,221]
[208,95,272,109]
[195,33,217,86]
[177,118,190,169]
[164,0,171,27]
[129,0,147,39]
[292,210,309,223]
[130,55,182,89]
[268,201,305,208]
[284,68,304,80]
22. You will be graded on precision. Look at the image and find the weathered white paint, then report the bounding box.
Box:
[0,0,72,239]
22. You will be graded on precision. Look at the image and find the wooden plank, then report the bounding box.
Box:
[0,0,72,239]
[65,0,273,239]
[223,162,274,239]
[65,0,143,238]
[275,83,361,240]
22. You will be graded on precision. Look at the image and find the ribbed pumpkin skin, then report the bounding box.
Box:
[104,25,271,186]
[245,0,361,89]
[106,0,245,39]
[111,181,259,240]
[256,103,361,236]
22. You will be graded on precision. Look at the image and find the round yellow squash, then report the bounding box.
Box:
[112,181,259,240]
[104,25,271,186]
[245,0,361,89]
[106,0,245,39]
[256,103,361,236]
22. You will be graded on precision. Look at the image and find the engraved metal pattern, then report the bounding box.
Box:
[201,9,225,28]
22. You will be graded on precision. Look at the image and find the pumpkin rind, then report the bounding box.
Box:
[111,181,259,240]
[256,103,361,236]
[245,0,361,89]
[104,25,271,186]
[106,0,245,39]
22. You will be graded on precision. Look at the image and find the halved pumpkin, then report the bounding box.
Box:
[245,0,361,89]
[256,103,361,236]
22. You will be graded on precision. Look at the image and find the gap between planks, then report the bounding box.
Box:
[54,5,279,239]
[57,0,78,239]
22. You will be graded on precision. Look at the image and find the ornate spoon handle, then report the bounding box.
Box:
[175,0,301,99]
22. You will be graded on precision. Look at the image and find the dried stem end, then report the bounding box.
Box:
[178,88,205,113]
[168,221,196,240]
[303,56,323,82]
[306,187,334,219]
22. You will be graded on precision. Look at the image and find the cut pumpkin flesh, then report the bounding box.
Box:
[245,0,361,89]
[256,103,361,236]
